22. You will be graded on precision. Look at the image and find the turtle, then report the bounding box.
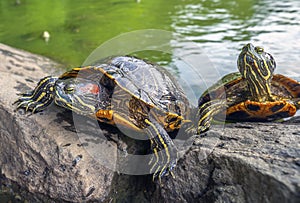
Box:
[198,43,300,122]
[14,56,217,181]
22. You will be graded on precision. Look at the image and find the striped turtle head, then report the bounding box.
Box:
[237,43,276,101]
[54,78,102,115]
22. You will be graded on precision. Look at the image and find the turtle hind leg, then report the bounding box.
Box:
[144,117,178,182]
[14,76,58,113]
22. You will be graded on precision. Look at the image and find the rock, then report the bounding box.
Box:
[0,43,299,203]
[0,43,116,202]
[153,122,300,203]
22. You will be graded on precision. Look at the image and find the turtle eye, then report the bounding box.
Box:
[64,84,75,93]
[255,46,264,54]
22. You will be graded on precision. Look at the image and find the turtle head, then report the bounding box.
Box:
[237,43,276,101]
[54,78,102,115]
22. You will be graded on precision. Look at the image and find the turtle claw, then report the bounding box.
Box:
[14,100,31,111]
[15,95,38,112]
[15,99,49,113]
[150,157,177,183]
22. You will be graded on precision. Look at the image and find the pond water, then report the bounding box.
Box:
[0,0,299,79]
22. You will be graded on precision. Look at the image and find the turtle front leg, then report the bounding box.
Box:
[144,117,178,182]
[14,76,58,113]
[197,99,227,134]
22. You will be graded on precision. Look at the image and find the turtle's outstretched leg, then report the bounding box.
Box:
[197,99,227,134]
[14,76,58,113]
[144,116,178,182]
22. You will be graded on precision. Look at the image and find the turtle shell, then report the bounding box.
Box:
[100,56,189,115]
[56,56,190,132]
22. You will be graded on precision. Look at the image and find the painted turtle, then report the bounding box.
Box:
[15,56,215,180]
[199,43,300,121]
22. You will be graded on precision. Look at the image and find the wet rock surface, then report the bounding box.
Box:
[0,43,299,202]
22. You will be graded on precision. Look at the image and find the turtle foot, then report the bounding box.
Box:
[148,141,178,183]
[14,76,57,113]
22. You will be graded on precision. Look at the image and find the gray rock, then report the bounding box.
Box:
[0,43,116,202]
[153,122,300,203]
[0,43,299,203]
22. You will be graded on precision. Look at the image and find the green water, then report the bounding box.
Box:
[0,0,299,80]
[1,0,299,101]
[0,0,176,66]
